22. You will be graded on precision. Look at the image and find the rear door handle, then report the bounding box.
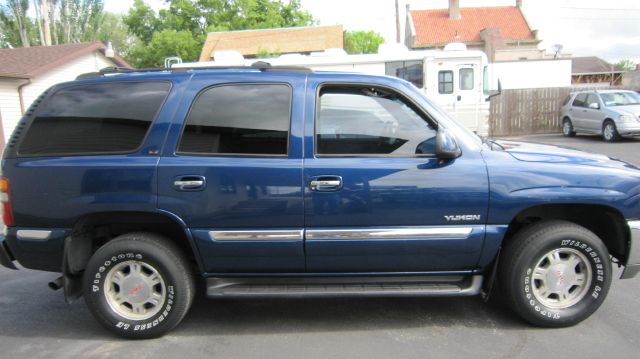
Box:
[310,176,343,192]
[174,175,206,191]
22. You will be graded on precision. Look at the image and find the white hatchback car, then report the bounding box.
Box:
[560,90,640,142]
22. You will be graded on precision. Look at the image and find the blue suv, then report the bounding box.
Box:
[1,65,639,338]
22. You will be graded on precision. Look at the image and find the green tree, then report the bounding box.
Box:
[344,30,385,54]
[0,0,31,47]
[58,0,104,43]
[615,59,636,71]
[123,0,161,44]
[128,29,201,67]
[97,12,139,59]
[125,0,314,67]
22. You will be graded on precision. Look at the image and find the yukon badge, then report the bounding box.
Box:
[445,214,481,221]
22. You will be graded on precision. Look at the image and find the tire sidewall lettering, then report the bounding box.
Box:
[89,251,176,332]
[522,239,607,321]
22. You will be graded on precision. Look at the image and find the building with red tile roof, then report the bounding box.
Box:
[405,0,542,62]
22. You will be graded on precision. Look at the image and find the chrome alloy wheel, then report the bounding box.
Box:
[104,260,166,321]
[603,123,615,141]
[562,121,572,135]
[531,248,592,309]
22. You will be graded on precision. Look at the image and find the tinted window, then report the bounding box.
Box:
[459,68,474,90]
[385,60,423,88]
[18,82,170,156]
[573,93,588,107]
[316,87,437,156]
[438,71,453,94]
[178,84,290,155]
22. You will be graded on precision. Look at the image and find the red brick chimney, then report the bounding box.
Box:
[449,0,461,20]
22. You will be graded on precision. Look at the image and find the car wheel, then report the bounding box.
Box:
[562,118,576,137]
[602,121,620,142]
[83,232,195,339]
[499,220,611,327]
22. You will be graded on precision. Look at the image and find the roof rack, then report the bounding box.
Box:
[76,62,311,80]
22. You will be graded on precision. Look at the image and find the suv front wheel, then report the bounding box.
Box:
[499,220,611,327]
[83,232,195,339]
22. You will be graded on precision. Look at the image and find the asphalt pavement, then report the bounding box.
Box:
[1,132,640,359]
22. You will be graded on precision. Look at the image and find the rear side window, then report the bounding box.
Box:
[18,82,170,156]
[178,84,291,156]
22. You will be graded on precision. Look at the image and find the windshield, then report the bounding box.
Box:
[600,92,640,106]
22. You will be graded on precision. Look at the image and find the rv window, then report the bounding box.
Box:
[459,68,474,90]
[385,61,423,88]
[438,71,453,94]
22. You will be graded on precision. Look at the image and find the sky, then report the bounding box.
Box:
[103,0,640,63]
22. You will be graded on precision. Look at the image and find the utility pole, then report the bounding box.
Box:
[395,0,400,43]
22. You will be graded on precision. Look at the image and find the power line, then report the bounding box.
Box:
[559,6,640,11]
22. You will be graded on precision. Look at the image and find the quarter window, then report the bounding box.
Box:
[178,84,291,155]
[18,81,170,156]
[572,93,588,108]
[438,71,454,94]
[316,86,437,156]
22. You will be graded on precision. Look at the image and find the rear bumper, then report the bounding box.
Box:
[0,235,18,270]
[621,220,640,279]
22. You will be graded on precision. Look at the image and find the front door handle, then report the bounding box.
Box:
[174,175,206,191]
[310,176,343,192]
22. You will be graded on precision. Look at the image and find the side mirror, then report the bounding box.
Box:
[436,128,462,160]
[485,79,502,101]
[588,102,600,109]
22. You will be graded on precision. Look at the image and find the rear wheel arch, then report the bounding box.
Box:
[65,211,202,276]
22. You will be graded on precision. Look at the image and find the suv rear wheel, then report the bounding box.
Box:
[499,220,611,327]
[83,232,195,339]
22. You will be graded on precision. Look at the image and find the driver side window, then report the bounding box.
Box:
[316,86,437,156]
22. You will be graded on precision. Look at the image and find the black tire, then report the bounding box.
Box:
[602,120,620,142]
[562,118,576,137]
[499,220,611,327]
[83,232,195,339]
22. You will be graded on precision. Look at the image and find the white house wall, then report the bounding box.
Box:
[0,79,26,144]
[490,60,572,90]
[1,52,116,144]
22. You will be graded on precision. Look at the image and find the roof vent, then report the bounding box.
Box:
[444,42,467,51]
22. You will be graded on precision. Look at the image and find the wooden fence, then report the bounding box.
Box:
[489,86,639,137]
[489,87,571,137]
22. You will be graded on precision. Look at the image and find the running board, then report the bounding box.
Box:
[206,275,483,298]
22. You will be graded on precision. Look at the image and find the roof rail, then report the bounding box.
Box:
[75,63,311,80]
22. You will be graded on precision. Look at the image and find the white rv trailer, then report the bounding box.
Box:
[178,44,492,134]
